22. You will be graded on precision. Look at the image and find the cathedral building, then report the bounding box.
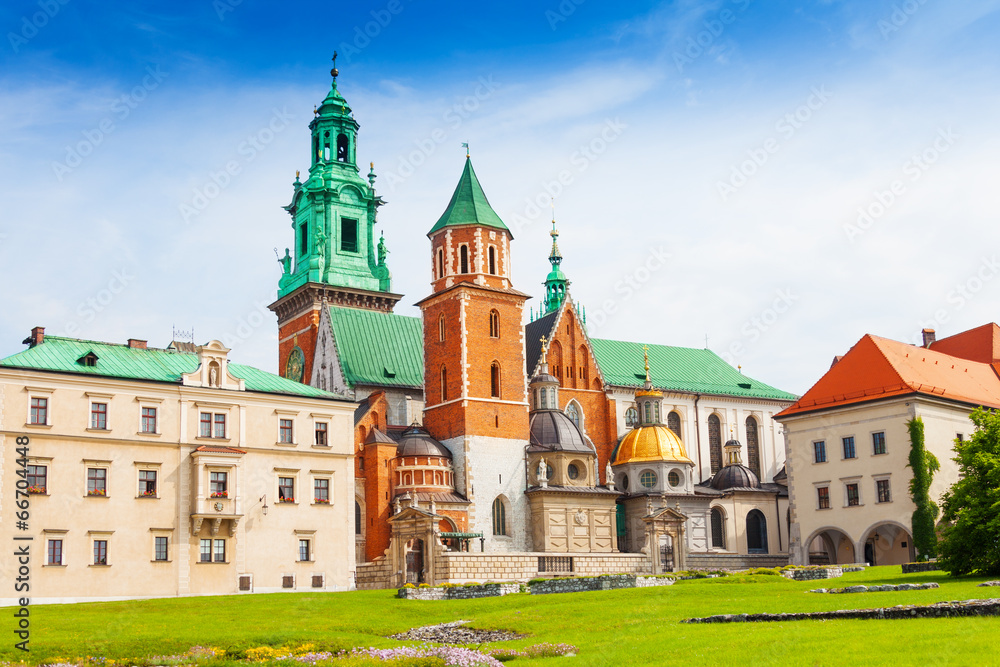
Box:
[270,65,799,586]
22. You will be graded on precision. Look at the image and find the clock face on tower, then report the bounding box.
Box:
[285,346,305,383]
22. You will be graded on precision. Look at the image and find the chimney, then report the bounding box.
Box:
[922,328,936,348]
[128,339,148,350]
[29,326,45,347]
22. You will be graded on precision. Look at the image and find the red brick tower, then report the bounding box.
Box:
[416,157,532,550]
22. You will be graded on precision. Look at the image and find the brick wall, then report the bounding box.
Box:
[355,558,392,590]
[277,309,321,383]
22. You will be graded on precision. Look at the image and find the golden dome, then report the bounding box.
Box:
[614,425,691,465]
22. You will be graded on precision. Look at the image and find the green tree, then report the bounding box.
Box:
[939,408,1000,575]
[907,417,939,561]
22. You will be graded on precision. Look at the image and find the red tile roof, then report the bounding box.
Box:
[930,323,1000,364]
[777,329,1000,418]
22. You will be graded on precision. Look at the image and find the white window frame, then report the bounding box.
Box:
[136,461,162,498]
[26,387,54,427]
[89,530,113,567]
[813,480,832,510]
[311,470,334,505]
[87,393,113,431]
[43,529,68,566]
[873,473,892,504]
[150,528,172,562]
[842,476,863,508]
[275,468,300,504]
[137,397,163,436]
[84,459,112,498]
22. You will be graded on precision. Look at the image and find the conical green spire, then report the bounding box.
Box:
[427,157,509,236]
[542,219,569,315]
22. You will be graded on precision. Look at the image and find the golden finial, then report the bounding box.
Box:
[370,161,374,170]
[642,344,651,383]
[331,51,339,79]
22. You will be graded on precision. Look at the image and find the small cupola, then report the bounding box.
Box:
[634,345,664,427]
[529,336,561,411]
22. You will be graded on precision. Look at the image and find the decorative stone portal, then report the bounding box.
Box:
[387,504,448,587]
[641,506,687,573]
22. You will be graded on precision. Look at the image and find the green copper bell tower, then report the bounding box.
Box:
[274,55,398,307]
[541,220,569,315]
[270,56,401,385]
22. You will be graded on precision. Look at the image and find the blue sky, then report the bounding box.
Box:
[2,0,1000,395]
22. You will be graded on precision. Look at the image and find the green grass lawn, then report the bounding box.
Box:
[4,566,999,667]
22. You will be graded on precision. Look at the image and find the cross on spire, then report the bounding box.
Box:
[331,51,339,79]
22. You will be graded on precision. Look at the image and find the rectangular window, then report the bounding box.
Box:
[200,412,212,437]
[817,486,830,509]
[93,540,108,565]
[154,536,169,561]
[200,539,212,562]
[279,477,295,502]
[813,441,826,463]
[214,414,226,439]
[47,539,63,565]
[30,397,48,425]
[91,402,108,430]
[314,478,330,504]
[842,436,856,459]
[213,539,226,563]
[872,432,886,455]
[87,468,107,496]
[299,223,308,255]
[299,539,310,562]
[315,422,328,446]
[27,465,47,493]
[341,218,358,253]
[846,483,860,506]
[139,470,157,497]
[279,419,294,444]
[141,407,157,434]
[877,479,891,503]
[210,471,228,497]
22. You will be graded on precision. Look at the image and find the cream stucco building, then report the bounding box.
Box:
[778,326,1000,566]
[0,328,357,604]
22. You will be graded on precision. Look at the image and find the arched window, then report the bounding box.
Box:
[708,414,723,475]
[337,133,349,162]
[355,501,362,535]
[437,248,445,279]
[490,362,501,398]
[489,309,500,338]
[710,508,725,549]
[440,366,448,402]
[539,387,548,409]
[492,497,507,536]
[625,407,638,428]
[653,402,660,423]
[459,245,469,274]
[371,412,379,429]
[323,131,331,161]
[488,246,496,275]
[668,411,681,439]
[644,402,651,423]
[438,313,446,342]
[747,509,768,554]
[745,416,761,479]
[566,402,580,427]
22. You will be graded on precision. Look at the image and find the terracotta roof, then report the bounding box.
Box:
[193,445,247,454]
[778,332,1000,418]
[930,323,1000,364]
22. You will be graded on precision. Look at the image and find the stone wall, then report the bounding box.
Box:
[901,561,941,574]
[355,558,392,590]
[686,554,789,570]
[530,574,635,595]
[398,583,521,600]
[433,552,651,583]
[635,576,676,588]
[782,567,844,581]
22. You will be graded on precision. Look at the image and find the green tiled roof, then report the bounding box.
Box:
[0,336,342,400]
[589,338,797,401]
[329,307,424,388]
[427,157,509,236]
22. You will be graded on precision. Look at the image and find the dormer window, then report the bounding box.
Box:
[77,352,98,367]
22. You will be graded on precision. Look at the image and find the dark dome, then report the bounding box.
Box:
[709,464,760,490]
[530,372,559,385]
[529,411,594,453]
[397,424,452,459]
